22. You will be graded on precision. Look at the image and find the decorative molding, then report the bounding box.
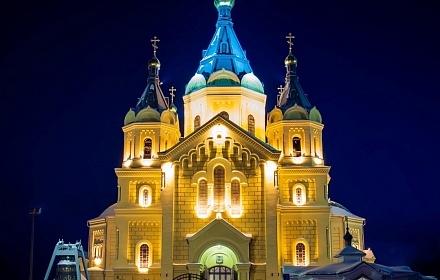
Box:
[159,115,280,161]
[284,219,317,226]
[279,167,330,175]
[115,169,162,177]
[129,221,161,226]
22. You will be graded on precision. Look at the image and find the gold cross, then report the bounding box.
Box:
[151,36,160,55]
[286,33,295,52]
[169,86,176,104]
[277,85,284,95]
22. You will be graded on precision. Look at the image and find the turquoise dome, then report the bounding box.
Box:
[241,72,264,93]
[185,73,207,95]
[214,0,235,8]
[207,69,240,87]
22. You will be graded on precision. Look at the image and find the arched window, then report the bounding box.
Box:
[293,184,306,206]
[295,243,306,266]
[198,179,208,214]
[136,241,153,271]
[143,138,152,159]
[164,140,168,151]
[349,228,360,249]
[231,179,240,207]
[295,187,302,204]
[214,166,225,211]
[219,111,229,119]
[220,42,229,53]
[292,137,301,157]
[139,244,149,268]
[248,115,255,135]
[93,244,102,258]
[139,186,152,207]
[293,240,310,266]
[194,115,201,130]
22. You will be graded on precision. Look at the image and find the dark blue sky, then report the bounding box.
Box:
[1,0,439,278]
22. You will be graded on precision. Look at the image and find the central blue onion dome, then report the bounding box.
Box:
[185,0,264,95]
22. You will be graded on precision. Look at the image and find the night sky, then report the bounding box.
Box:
[1,0,439,278]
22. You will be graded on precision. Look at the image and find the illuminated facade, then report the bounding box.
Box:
[87,1,368,279]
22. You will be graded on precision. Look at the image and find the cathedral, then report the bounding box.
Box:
[86,1,370,279]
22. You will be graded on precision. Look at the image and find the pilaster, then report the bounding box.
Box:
[236,263,252,280]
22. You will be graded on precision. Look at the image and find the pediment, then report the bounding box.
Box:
[158,114,280,162]
[187,218,251,244]
[186,218,251,263]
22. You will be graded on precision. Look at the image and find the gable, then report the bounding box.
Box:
[158,114,280,163]
[186,218,252,263]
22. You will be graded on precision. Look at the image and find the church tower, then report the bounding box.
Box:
[122,37,181,167]
[183,0,266,141]
[87,1,367,280]
[266,34,330,266]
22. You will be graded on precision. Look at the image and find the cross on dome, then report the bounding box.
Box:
[151,36,160,56]
[286,33,295,53]
[169,86,176,104]
[277,85,284,95]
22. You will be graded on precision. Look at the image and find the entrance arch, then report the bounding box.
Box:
[200,244,238,269]
[199,245,238,280]
[185,219,252,280]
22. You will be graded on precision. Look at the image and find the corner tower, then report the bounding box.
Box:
[183,0,266,141]
[267,34,332,267]
[122,37,181,168]
[266,34,324,166]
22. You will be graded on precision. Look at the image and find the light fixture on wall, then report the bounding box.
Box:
[274,169,279,189]
[161,172,165,191]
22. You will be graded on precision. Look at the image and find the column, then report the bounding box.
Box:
[236,263,251,280]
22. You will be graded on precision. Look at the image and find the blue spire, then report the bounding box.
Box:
[278,34,312,112]
[196,0,252,78]
[135,37,168,113]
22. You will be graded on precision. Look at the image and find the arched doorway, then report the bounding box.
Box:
[199,245,238,279]
[185,219,252,280]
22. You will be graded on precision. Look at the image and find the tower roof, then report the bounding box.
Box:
[196,0,252,79]
[134,36,169,114]
[278,33,313,112]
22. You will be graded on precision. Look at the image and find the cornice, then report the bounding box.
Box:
[266,120,324,131]
[278,167,330,175]
[122,122,179,132]
[182,86,266,103]
[114,207,163,215]
[87,218,107,227]
[114,168,162,177]
[279,206,331,215]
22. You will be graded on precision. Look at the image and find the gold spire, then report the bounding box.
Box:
[169,86,176,104]
[286,33,295,53]
[151,36,160,56]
